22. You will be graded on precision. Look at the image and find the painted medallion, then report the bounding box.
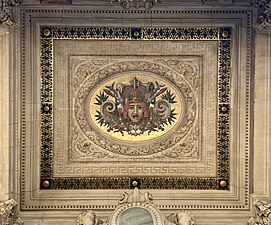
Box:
[88,73,183,142]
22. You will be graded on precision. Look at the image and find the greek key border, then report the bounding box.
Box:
[39,26,231,190]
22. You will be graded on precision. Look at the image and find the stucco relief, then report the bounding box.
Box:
[0,199,23,225]
[74,60,197,157]
[52,40,217,178]
[255,0,271,30]
[76,188,195,225]
[248,200,271,225]
[0,0,22,27]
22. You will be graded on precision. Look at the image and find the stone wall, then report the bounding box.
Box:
[0,1,271,224]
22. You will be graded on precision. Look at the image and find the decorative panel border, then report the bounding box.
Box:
[39,26,231,190]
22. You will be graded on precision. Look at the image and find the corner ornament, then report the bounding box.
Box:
[248,199,271,225]
[76,188,195,225]
[255,0,271,30]
[0,199,23,225]
[0,0,22,28]
[110,0,165,10]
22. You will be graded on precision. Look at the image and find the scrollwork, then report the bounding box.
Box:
[118,188,154,204]
[155,99,171,119]
[101,101,116,119]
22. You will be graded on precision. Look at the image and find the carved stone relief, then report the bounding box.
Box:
[76,188,195,225]
[0,199,23,225]
[248,200,271,225]
[109,0,166,10]
[52,40,218,179]
[255,0,271,29]
[0,0,22,27]
[74,61,197,157]
[35,26,233,191]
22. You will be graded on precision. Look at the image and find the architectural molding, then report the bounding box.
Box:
[76,188,195,225]
[0,199,23,225]
[109,0,165,10]
[255,0,271,29]
[0,0,22,28]
[248,200,271,225]
[201,0,234,5]
[0,27,9,202]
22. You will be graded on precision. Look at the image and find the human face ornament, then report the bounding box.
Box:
[127,102,144,123]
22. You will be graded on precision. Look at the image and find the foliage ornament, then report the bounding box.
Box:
[0,0,22,27]
[95,77,177,137]
[255,0,271,29]
[0,199,23,225]
[248,199,271,225]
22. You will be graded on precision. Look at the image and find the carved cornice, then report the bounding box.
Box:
[255,0,271,29]
[109,0,165,10]
[248,199,271,225]
[0,199,23,225]
[0,0,22,28]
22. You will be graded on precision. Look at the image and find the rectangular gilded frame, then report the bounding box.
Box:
[39,26,231,190]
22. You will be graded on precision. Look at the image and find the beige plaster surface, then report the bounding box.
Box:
[0,28,9,202]
[0,2,270,225]
[253,30,271,197]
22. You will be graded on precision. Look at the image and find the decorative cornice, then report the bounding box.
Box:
[255,0,271,29]
[0,199,23,225]
[0,0,22,28]
[248,199,271,225]
[109,0,165,10]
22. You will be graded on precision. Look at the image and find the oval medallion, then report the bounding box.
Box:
[74,61,196,156]
[87,73,183,142]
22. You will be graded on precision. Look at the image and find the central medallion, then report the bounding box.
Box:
[87,73,182,142]
[74,60,197,156]
[94,77,177,137]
